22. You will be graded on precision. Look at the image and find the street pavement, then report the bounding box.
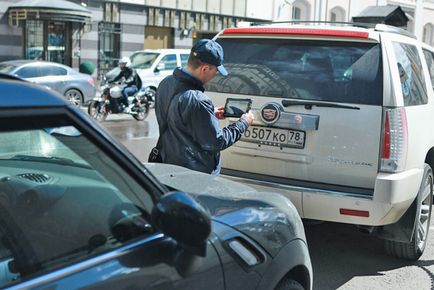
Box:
[87,107,434,290]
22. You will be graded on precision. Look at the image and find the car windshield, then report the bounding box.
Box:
[130,52,160,69]
[206,38,383,105]
[0,127,89,167]
[0,124,155,285]
[0,63,17,74]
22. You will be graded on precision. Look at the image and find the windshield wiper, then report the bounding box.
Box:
[282,99,360,110]
[8,155,91,169]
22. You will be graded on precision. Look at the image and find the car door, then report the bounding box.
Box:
[382,33,434,170]
[32,65,69,94]
[155,54,178,78]
[0,115,224,289]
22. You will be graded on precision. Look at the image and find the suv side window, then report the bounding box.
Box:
[181,54,189,67]
[0,126,155,288]
[393,42,428,106]
[423,49,434,89]
[159,54,177,71]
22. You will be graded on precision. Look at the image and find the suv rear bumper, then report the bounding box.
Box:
[222,168,424,226]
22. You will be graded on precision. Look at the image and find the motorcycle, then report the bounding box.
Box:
[88,81,150,122]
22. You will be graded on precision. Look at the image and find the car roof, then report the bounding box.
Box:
[132,48,190,54]
[218,22,417,42]
[422,42,434,52]
[0,59,72,69]
[0,78,68,108]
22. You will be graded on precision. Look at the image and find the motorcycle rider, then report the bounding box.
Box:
[109,57,141,112]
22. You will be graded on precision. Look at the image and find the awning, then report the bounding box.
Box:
[8,0,92,27]
[352,5,408,27]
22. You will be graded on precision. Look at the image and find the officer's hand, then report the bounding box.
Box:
[214,106,225,120]
[241,112,254,126]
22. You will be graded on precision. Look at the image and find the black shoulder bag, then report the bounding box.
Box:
[148,86,183,163]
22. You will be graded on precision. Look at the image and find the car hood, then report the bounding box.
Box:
[146,163,306,256]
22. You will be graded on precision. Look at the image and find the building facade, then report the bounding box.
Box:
[0,0,433,78]
[0,0,273,77]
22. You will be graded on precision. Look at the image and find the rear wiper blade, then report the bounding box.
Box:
[9,155,91,169]
[282,99,360,110]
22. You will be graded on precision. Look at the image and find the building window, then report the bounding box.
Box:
[292,0,311,21]
[25,20,44,60]
[104,2,119,23]
[98,22,121,76]
[292,7,301,20]
[423,23,433,46]
[329,6,346,22]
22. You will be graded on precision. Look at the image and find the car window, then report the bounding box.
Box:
[0,125,155,288]
[207,38,383,105]
[181,54,189,67]
[0,64,18,74]
[40,65,67,76]
[393,42,428,106]
[15,66,43,78]
[159,54,177,71]
[130,52,159,69]
[423,49,434,89]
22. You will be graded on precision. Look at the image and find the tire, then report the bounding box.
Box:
[64,88,83,107]
[384,163,433,260]
[275,278,305,290]
[132,103,149,121]
[88,101,108,122]
[145,87,156,109]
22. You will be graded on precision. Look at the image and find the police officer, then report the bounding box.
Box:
[155,39,254,175]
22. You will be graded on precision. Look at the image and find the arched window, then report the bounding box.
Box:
[292,7,301,20]
[292,0,311,21]
[329,6,346,22]
[423,23,433,46]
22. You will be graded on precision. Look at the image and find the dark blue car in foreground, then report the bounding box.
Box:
[0,77,312,290]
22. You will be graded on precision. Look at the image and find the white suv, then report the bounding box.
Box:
[106,49,190,99]
[206,23,434,260]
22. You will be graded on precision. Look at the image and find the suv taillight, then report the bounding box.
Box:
[381,108,407,172]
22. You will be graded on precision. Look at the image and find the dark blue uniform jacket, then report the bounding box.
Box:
[155,68,248,174]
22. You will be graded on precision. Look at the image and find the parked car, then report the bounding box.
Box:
[0,77,312,290]
[0,60,96,107]
[105,49,190,98]
[206,22,434,260]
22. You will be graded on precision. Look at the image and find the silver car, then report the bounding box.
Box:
[0,60,96,107]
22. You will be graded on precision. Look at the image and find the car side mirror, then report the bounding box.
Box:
[151,191,211,257]
[155,63,165,72]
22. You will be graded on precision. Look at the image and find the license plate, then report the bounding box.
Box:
[241,126,305,148]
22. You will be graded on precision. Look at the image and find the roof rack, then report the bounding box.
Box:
[244,20,416,39]
[249,20,374,29]
[374,23,416,39]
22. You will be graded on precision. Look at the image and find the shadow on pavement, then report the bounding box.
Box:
[304,221,433,290]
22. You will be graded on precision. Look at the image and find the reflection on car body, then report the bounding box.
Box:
[0,77,312,290]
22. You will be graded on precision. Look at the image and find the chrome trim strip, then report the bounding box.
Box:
[223,174,373,200]
[6,233,165,290]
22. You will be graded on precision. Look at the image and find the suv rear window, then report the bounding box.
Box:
[207,39,383,105]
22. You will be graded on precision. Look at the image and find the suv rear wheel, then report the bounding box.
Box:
[275,278,304,290]
[384,164,433,260]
